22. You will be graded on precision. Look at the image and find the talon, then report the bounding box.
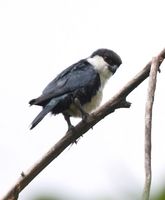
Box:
[82,112,89,121]
[68,125,76,133]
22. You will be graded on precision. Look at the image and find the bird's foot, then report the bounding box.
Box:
[68,125,76,133]
[65,124,76,135]
[82,112,89,122]
[66,125,82,145]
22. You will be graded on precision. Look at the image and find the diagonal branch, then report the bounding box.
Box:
[2,48,165,200]
[142,57,160,200]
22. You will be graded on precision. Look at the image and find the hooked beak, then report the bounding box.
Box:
[108,64,119,74]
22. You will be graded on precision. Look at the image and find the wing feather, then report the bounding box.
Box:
[29,60,100,106]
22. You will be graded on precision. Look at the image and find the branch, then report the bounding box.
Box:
[142,57,160,200]
[2,48,165,200]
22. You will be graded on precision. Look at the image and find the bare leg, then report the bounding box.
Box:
[63,112,74,131]
[73,98,89,121]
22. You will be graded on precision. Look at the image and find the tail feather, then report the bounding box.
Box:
[30,99,58,129]
[29,99,36,106]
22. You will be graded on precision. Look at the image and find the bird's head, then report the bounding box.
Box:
[90,48,122,74]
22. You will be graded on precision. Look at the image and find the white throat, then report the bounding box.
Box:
[87,55,113,88]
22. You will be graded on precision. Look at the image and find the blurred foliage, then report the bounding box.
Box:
[152,188,165,200]
[30,187,165,200]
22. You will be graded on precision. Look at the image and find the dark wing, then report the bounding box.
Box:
[29,59,100,106]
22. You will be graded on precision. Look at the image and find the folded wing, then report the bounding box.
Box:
[29,60,100,107]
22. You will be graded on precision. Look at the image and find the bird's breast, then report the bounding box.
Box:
[66,89,103,117]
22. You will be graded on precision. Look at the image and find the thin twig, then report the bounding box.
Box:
[142,57,160,200]
[2,48,165,200]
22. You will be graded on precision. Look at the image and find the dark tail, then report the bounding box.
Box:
[30,99,58,130]
[29,98,36,106]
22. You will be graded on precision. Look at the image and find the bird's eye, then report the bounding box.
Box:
[104,56,114,65]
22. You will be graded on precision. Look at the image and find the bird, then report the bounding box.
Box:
[29,48,122,131]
